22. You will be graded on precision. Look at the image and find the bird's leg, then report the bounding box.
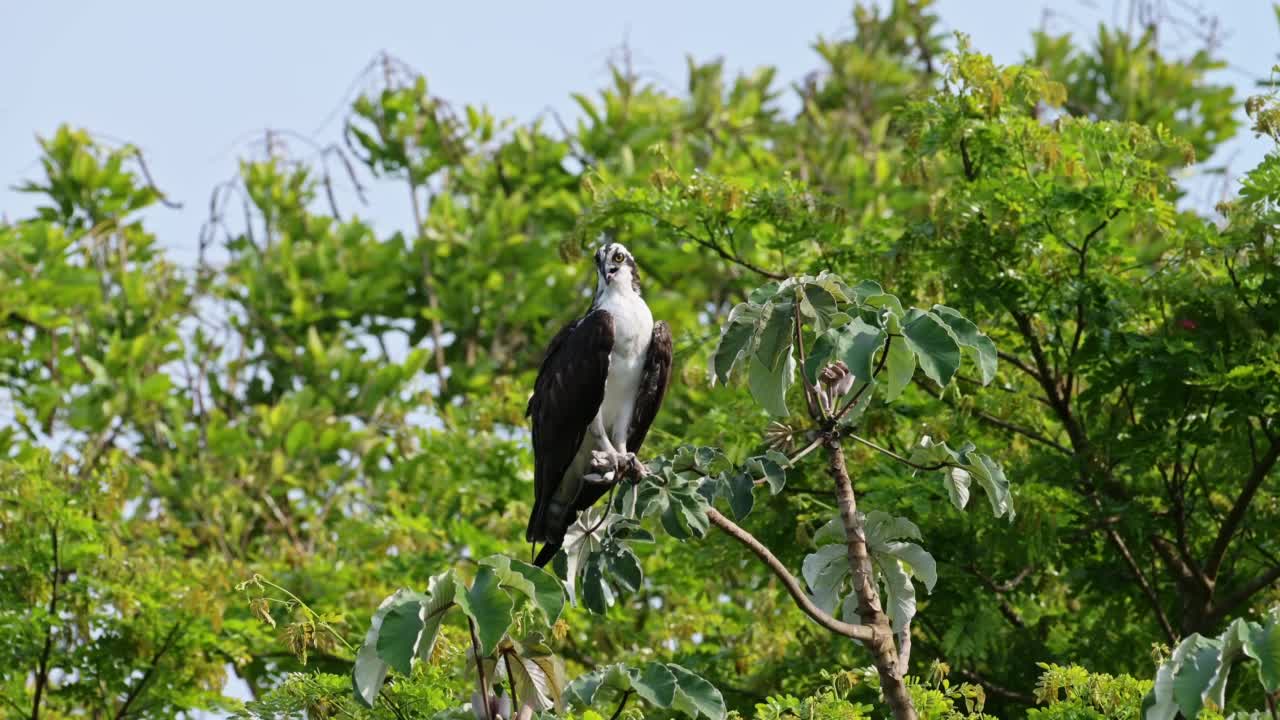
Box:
[585,416,624,485]
[609,413,645,482]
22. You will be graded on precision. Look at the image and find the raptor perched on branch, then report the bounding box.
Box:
[526,242,672,567]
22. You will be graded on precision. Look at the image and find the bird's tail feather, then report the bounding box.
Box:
[532,540,561,568]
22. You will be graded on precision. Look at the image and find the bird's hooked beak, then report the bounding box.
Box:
[605,264,619,282]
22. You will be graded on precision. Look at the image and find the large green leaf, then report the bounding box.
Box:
[480,555,565,626]
[877,556,917,632]
[353,588,420,707]
[902,310,961,387]
[748,350,794,417]
[754,301,795,372]
[932,304,998,384]
[669,663,727,720]
[711,303,759,385]
[882,335,915,402]
[456,566,514,655]
[1243,612,1280,692]
[1171,636,1221,720]
[798,282,839,332]
[802,544,849,616]
[417,571,458,662]
[630,662,678,707]
[377,595,425,675]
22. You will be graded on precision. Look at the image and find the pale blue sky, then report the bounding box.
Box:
[2,1,1275,265]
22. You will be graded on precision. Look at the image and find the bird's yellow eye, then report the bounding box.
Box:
[612,252,625,263]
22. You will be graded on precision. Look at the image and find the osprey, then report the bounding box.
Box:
[526,242,673,567]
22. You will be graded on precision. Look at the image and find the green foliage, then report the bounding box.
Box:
[1029,664,1152,720]
[6,1,1280,718]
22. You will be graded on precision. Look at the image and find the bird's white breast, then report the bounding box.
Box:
[597,288,653,437]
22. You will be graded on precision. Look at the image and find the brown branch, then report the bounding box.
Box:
[824,436,916,720]
[1205,435,1280,581]
[1104,522,1177,644]
[1208,564,1280,625]
[31,525,59,720]
[917,382,1070,455]
[705,508,874,643]
[964,565,1027,629]
[952,669,1036,705]
[115,623,184,719]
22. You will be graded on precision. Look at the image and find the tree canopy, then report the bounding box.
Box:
[3,2,1279,718]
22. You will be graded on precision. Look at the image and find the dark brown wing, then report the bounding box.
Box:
[526,309,614,543]
[563,321,672,530]
[627,321,673,452]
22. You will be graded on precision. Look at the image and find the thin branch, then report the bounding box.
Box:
[705,508,874,642]
[502,651,520,713]
[608,689,634,720]
[847,433,949,472]
[1209,564,1280,624]
[31,524,59,720]
[793,311,822,419]
[1205,434,1280,580]
[115,623,184,719]
[996,350,1042,381]
[1104,522,1177,644]
[964,565,1027,629]
[916,382,1071,455]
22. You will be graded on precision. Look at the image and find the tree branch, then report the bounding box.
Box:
[1104,522,1177,644]
[115,623,184,719]
[916,382,1070,455]
[705,508,873,643]
[31,525,59,720]
[1209,564,1280,625]
[1205,434,1280,581]
[824,436,916,720]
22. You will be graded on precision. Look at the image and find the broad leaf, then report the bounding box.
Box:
[802,544,849,615]
[932,304,998,384]
[480,555,565,626]
[630,662,678,707]
[377,595,426,675]
[883,335,915,402]
[748,350,794,417]
[456,566,514,655]
[354,588,419,707]
[711,303,759,385]
[1243,612,1280,692]
[902,310,961,387]
[803,317,885,386]
[669,663,728,720]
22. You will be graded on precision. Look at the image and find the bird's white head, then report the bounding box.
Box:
[594,242,640,296]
